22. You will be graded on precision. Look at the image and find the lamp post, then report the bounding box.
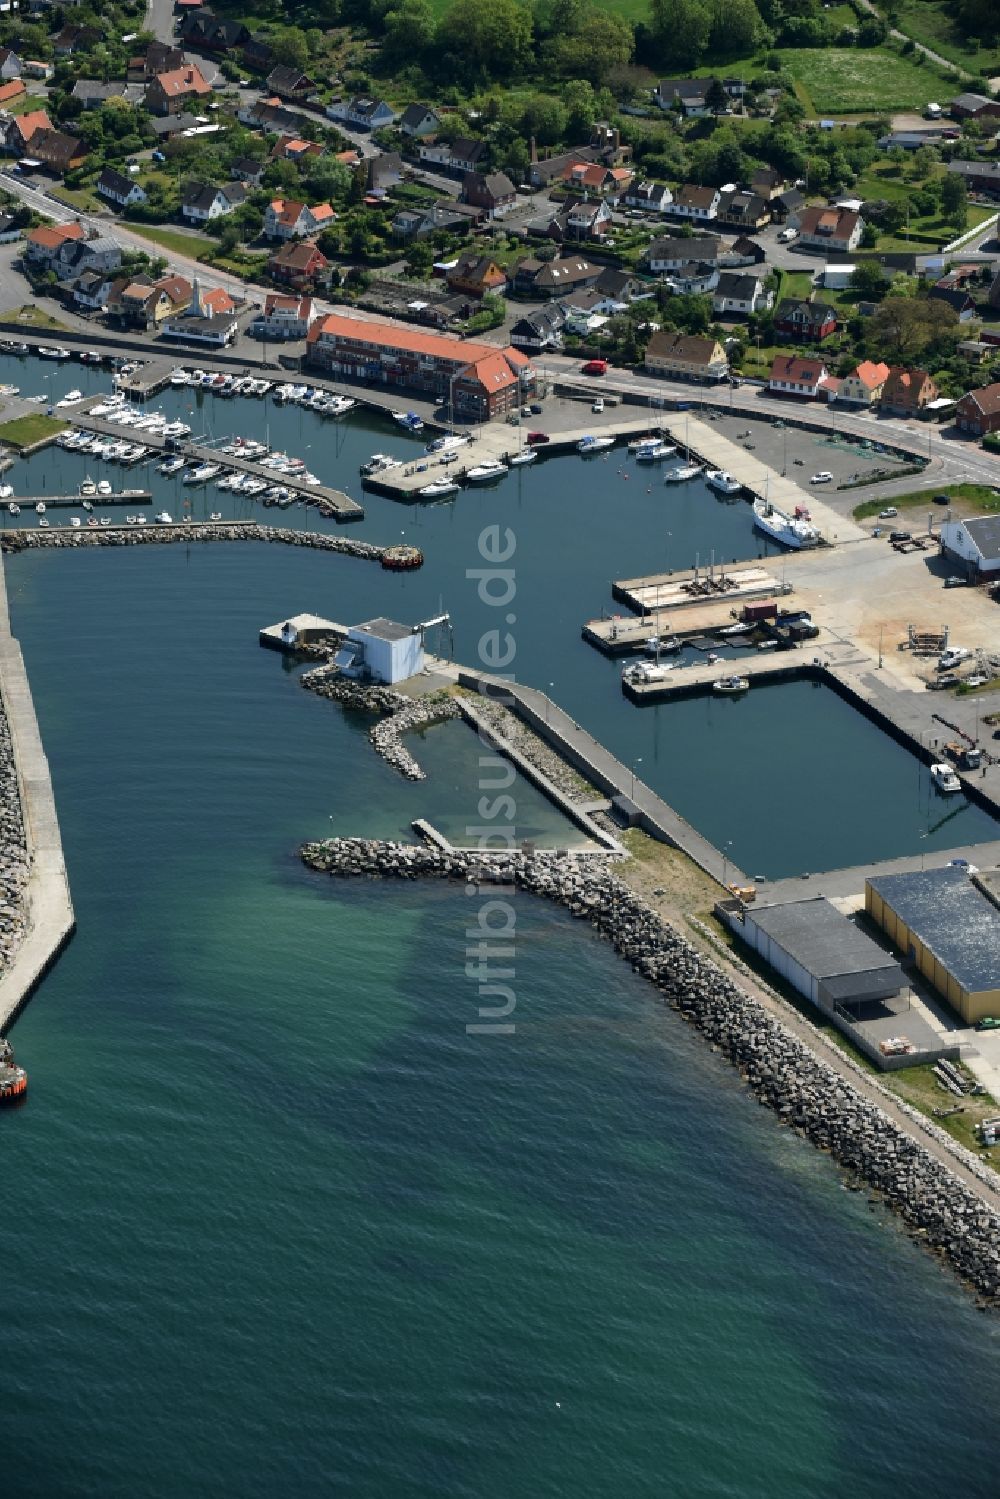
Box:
[722,839,733,890]
[631,756,642,800]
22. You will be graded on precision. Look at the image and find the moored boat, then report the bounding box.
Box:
[931,762,961,793]
[752,496,819,549]
[419,479,459,498]
[713,674,750,694]
[0,1039,26,1102]
[465,458,508,484]
[706,469,742,496]
[635,441,676,463]
[664,463,703,483]
[577,434,615,454]
[508,448,537,467]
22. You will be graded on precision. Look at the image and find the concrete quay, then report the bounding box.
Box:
[0,548,74,1032]
[585,564,790,655]
[71,412,364,522]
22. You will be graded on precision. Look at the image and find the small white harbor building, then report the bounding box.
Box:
[341,617,425,684]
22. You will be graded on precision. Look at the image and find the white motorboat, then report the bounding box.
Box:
[183,463,221,484]
[628,436,663,454]
[465,458,508,484]
[752,497,819,550]
[706,469,742,496]
[79,476,96,496]
[97,480,112,496]
[38,518,49,528]
[361,453,402,476]
[162,421,191,439]
[719,622,752,637]
[644,635,681,655]
[155,510,173,524]
[623,661,674,684]
[210,512,222,521]
[56,389,83,407]
[635,442,676,463]
[7,503,19,516]
[426,434,470,454]
[664,464,703,483]
[713,675,750,694]
[419,479,459,498]
[35,501,45,514]
[169,368,190,386]
[159,456,186,476]
[930,762,961,793]
[577,435,615,454]
[98,516,111,527]
[37,345,70,360]
[324,395,355,416]
[508,448,537,467]
[69,516,82,528]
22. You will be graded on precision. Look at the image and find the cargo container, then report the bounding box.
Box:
[742,599,778,623]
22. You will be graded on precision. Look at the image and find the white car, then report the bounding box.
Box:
[810,471,832,484]
[878,506,897,518]
[939,647,971,670]
[592,398,604,413]
[777,227,798,243]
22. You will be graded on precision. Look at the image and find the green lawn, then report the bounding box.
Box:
[710,45,956,113]
[0,413,68,449]
[124,224,216,260]
[0,304,69,330]
[888,0,998,76]
[852,161,997,250]
[852,482,1000,519]
[773,268,815,302]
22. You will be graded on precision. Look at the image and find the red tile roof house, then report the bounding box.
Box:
[878,367,938,416]
[4,107,51,154]
[955,382,1000,437]
[773,298,838,342]
[306,313,533,421]
[768,354,830,398]
[561,161,634,199]
[264,199,335,241]
[795,205,863,253]
[268,240,329,289]
[145,64,211,117]
[0,79,25,106]
[24,221,85,268]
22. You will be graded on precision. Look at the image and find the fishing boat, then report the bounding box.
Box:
[419,479,459,498]
[635,441,676,463]
[664,464,703,483]
[210,511,222,521]
[719,621,752,637]
[713,675,750,694]
[508,448,537,467]
[392,410,424,433]
[706,469,742,496]
[931,762,961,793]
[465,458,508,484]
[0,1038,27,1102]
[644,635,681,655]
[577,434,615,455]
[752,496,819,550]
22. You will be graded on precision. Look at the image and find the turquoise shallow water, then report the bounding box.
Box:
[0,358,998,1494]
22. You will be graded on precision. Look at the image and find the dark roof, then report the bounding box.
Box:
[98,166,135,196]
[715,271,762,298]
[775,297,837,321]
[149,112,201,136]
[747,897,902,985]
[399,102,437,129]
[777,188,804,210]
[868,868,1000,994]
[71,80,127,103]
[231,156,264,178]
[266,64,312,93]
[954,515,1000,561]
[929,285,973,312]
[649,234,720,260]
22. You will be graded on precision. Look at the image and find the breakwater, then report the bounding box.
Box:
[0,523,391,564]
[303,835,1000,1304]
[300,666,460,779]
[0,686,27,975]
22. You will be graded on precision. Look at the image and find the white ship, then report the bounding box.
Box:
[635,441,676,462]
[705,469,742,496]
[577,435,615,454]
[664,463,703,483]
[752,496,819,549]
[465,458,508,484]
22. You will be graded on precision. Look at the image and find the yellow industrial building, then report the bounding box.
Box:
[865,867,1000,1025]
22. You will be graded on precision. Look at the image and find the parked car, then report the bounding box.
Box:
[526,431,550,444]
[581,359,607,375]
[943,576,967,588]
[927,673,959,690]
[878,506,897,518]
[530,403,543,415]
[810,471,832,484]
[151,150,166,163]
[976,1016,1000,1031]
[934,493,951,506]
[592,398,604,413]
[889,530,911,542]
[777,227,798,243]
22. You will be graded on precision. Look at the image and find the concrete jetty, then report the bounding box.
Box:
[585,563,790,655]
[71,412,364,522]
[6,492,152,510]
[0,548,74,1031]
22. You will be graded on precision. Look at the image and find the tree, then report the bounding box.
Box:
[705,76,729,115]
[648,0,709,69]
[382,0,435,63]
[940,171,968,229]
[405,240,434,276]
[866,297,958,361]
[548,12,634,83]
[706,0,763,58]
[849,260,887,300]
[270,28,310,71]
[436,0,534,78]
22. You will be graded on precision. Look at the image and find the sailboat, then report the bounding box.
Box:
[664,413,703,483]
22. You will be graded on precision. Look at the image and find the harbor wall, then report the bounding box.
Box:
[302,837,1000,1306]
[0,549,74,1032]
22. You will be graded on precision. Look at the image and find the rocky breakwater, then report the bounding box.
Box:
[0,524,389,563]
[465,694,600,806]
[300,666,460,780]
[302,836,1000,1304]
[0,687,28,977]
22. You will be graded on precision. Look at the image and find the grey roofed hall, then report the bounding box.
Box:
[868,867,1000,994]
[354,617,412,642]
[746,896,904,990]
[955,515,1000,562]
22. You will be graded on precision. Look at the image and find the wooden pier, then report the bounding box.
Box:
[7,491,152,510]
[70,413,364,522]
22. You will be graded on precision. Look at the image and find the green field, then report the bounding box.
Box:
[125,224,216,260]
[852,482,1000,519]
[0,413,69,449]
[888,0,999,76]
[715,45,955,113]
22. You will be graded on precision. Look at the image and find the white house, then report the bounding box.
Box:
[939,516,1000,577]
[0,47,21,81]
[264,198,336,241]
[664,261,719,295]
[671,184,720,222]
[768,354,829,398]
[624,180,672,213]
[97,166,146,209]
[251,292,313,341]
[181,181,246,224]
[648,235,720,273]
[398,102,440,138]
[326,96,395,130]
[712,272,773,317]
[344,617,424,684]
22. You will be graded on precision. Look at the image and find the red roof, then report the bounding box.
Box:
[770,354,825,382]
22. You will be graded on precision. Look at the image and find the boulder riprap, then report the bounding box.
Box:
[0,524,388,562]
[0,687,28,974]
[300,666,459,780]
[301,836,1000,1305]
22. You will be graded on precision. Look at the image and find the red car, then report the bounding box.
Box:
[581,359,607,375]
[526,431,550,445]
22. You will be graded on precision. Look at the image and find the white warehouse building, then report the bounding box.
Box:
[342,617,425,684]
[939,516,1000,578]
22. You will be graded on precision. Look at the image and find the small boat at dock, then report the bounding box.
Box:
[508,448,537,467]
[664,464,703,483]
[713,675,750,694]
[706,469,742,496]
[465,458,508,484]
[635,441,676,463]
[930,762,961,793]
[577,435,615,455]
[419,479,459,498]
[752,496,819,549]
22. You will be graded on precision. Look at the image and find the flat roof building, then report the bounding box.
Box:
[866,867,1000,1023]
[341,617,424,684]
[727,895,904,1012]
